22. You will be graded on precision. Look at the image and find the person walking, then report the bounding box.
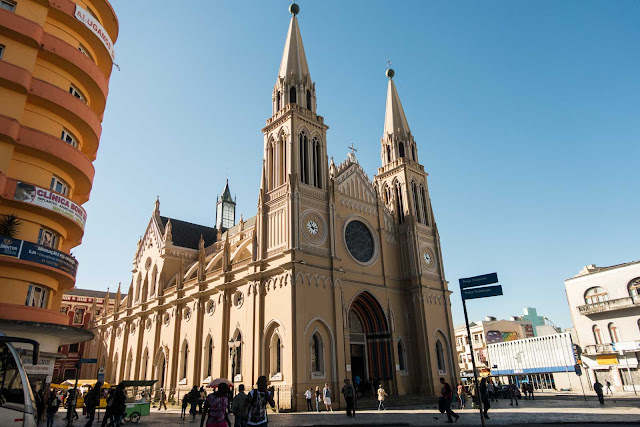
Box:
[315,386,322,412]
[487,380,496,402]
[457,383,466,409]
[247,376,275,426]
[232,384,250,427]
[377,384,388,411]
[198,386,207,414]
[521,383,528,400]
[322,383,334,412]
[527,382,535,400]
[83,381,102,427]
[46,390,60,427]
[341,379,355,417]
[480,378,491,420]
[508,381,519,406]
[304,388,313,411]
[201,382,230,427]
[101,383,126,427]
[594,380,605,405]
[158,388,167,410]
[440,377,459,423]
[605,380,613,395]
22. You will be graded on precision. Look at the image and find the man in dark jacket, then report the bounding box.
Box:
[594,381,605,404]
[440,377,459,423]
[188,386,200,420]
[101,384,126,427]
[84,382,102,427]
[341,379,355,418]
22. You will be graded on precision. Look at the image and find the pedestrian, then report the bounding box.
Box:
[322,383,333,412]
[188,385,200,420]
[232,384,250,427]
[64,388,80,420]
[199,386,207,414]
[377,384,388,411]
[605,380,612,395]
[487,380,495,402]
[201,382,230,427]
[457,383,466,409]
[46,390,60,427]
[354,375,361,397]
[101,383,126,427]
[314,386,321,412]
[527,382,535,400]
[439,377,459,423]
[304,388,313,411]
[480,378,490,420]
[83,381,102,427]
[181,394,190,420]
[594,380,605,405]
[246,375,275,426]
[341,379,355,417]
[158,388,167,410]
[521,383,528,400]
[508,381,519,406]
[35,388,45,424]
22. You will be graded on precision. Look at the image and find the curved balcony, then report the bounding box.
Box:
[84,0,120,43]
[0,58,31,93]
[40,32,108,116]
[0,302,69,326]
[0,7,44,49]
[577,296,640,316]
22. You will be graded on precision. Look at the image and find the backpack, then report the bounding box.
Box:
[343,386,354,398]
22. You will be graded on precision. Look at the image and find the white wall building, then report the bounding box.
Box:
[565,261,640,392]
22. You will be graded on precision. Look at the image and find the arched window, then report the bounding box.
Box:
[436,339,446,374]
[136,274,142,302]
[276,92,281,111]
[289,86,297,104]
[394,181,404,223]
[126,349,133,380]
[411,182,420,221]
[142,348,149,380]
[181,341,189,380]
[299,132,308,184]
[150,266,157,297]
[412,145,416,161]
[399,142,405,158]
[112,352,119,383]
[232,331,242,377]
[386,145,391,163]
[398,340,407,371]
[593,325,603,345]
[306,90,312,110]
[608,322,620,343]
[584,287,609,305]
[628,278,640,299]
[420,186,429,225]
[313,137,322,188]
[311,332,324,374]
[203,336,213,378]
[383,184,390,204]
[270,333,282,377]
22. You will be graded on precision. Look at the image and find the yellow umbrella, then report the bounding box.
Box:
[61,379,111,388]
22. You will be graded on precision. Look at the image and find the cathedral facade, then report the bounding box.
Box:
[85,5,457,410]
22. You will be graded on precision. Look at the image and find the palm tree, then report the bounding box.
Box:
[0,214,22,239]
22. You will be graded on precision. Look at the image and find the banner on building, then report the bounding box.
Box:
[0,237,78,278]
[74,5,115,60]
[14,182,87,230]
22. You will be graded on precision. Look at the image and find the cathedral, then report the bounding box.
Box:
[85,4,457,410]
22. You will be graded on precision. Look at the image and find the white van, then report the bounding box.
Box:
[0,332,39,427]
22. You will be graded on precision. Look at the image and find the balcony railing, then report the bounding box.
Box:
[578,296,640,315]
[583,344,615,355]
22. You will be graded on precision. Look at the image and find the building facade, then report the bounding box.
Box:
[86,4,457,410]
[0,0,118,389]
[565,261,640,392]
[455,317,534,378]
[53,288,120,383]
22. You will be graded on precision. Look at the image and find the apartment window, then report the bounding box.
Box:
[60,306,68,314]
[0,44,5,60]
[1,1,16,12]
[73,308,85,325]
[61,129,79,148]
[628,278,640,298]
[585,286,609,304]
[69,84,86,103]
[78,43,94,62]
[50,175,69,196]
[68,343,79,353]
[38,227,58,249]
[26,284,48,308]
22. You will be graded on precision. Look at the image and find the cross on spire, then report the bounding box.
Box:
[348,143,358,154]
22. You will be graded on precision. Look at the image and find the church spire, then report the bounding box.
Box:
[273,4,316,115]
[380,68,418,167]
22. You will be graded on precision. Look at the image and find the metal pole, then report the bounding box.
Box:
[66,363,80,427]
[463,298,485,427]
[578,371,587,401]
[623,351,637,395]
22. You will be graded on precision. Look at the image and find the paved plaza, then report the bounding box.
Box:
[50,393,640,426]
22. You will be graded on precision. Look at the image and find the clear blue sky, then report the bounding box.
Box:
[75,0,640,329]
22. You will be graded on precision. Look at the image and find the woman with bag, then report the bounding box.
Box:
[201,383,230,427]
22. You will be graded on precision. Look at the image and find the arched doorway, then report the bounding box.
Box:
[349,292,393,385]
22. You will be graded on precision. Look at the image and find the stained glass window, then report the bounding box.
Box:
[345,221,374,263]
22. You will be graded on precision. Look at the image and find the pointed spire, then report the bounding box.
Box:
[90,296,97,319]
[164,219,173,244]
[115,283,121,311]
[103,287,110,313]
[383,69,411,140]
[220,180,233,202]
[153,196,160,215]
[278,5,310,84]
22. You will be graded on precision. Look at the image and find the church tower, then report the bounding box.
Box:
[258,3,329,258]
[216,180,236,230]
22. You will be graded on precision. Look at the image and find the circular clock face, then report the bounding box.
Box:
[423,253,432,265]
[307,220,319,235]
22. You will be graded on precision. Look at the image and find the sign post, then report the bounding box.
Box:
[460,273,502,427]
[66,359,97,426]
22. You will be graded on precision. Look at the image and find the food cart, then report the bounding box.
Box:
[117,380,157,423]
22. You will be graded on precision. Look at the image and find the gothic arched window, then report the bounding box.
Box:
[412,145,416,161]
[386,145,391,163]
[411,182,420,221]
[399,142,405,158]
[436,339,446,373]
[276,92,281,111]
[289,86,297,104]
[270,333,282,376]
[394,181,404,223]
[232,331,242,377]
[299,132,308,184]
[306,90,312,110]
[312,137,321,188]
[181,340,189,380]
[420,186,429,225]
[398,340,407,371]
[204,336,213,378]
[311,332,324,374]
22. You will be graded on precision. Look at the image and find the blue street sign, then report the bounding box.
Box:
[461,285,503,300]
[459,273,499,289]
[80,358,97,364]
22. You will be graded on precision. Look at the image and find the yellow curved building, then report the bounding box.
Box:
[0,0,118,388]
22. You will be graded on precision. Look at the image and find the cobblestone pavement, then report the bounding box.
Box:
[50,394,640,426]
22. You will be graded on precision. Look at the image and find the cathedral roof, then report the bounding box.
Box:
[65,289,126,299]
[383,72,411,140]
[278,12,310,83]
[159,216,217,249]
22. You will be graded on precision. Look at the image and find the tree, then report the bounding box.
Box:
[0,214,22,238]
